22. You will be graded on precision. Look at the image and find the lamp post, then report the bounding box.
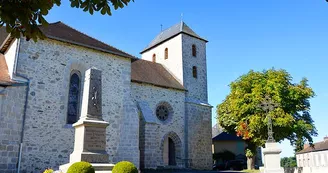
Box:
[259,95,278,143]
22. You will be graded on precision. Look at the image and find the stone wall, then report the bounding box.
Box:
[14,38,139,172]
[293,167,328,173]
[131,82,185,169]
[296,150,328,172]
[0,86,26,173]
[139,118,160,169]
[185,102,212,170]
[182,34,208,103]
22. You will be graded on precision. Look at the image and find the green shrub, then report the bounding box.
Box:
[112,161,138,173]
[67,161,95,173]
[43,168,54,173]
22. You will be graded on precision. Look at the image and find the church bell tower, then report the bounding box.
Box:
[140,22,212,170]
[140,21,209,103]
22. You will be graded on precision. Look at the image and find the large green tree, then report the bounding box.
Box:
[217,69,317,169]
[0,0,133,41]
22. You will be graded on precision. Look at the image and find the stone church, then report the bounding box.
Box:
[0,21,212,172]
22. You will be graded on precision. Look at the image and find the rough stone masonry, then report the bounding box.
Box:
[0,21,212,172]
[59,68,114,172]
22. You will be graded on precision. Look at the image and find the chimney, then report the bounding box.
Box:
[303,144,310,149]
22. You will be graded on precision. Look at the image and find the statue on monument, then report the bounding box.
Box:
[91,86,99,110]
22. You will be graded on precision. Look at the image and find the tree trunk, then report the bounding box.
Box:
[247,156,256,170]
[247,157,252,170]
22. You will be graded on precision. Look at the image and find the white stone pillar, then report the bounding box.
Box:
[261,142,284,173]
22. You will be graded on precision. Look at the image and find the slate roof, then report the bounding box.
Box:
[212,124,223,137]
[0,54,14,86]
[131,59,185,90]
[212,132,243,141]
[141,21,208,53]
[297,139,328,154]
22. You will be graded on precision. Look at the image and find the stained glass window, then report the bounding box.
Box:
[67,72,81,124]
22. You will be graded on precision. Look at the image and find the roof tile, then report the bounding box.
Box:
[297,140,328,154]
[39,22,135,59]
[0,27,9,46]
[0,54,14,86]
[131,59,184,90]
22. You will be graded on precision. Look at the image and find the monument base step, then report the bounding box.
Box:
[59,163,115,173]
[261,168,284,173]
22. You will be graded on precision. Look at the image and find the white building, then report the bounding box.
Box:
[296,137,328,173]
[0,21,212,172]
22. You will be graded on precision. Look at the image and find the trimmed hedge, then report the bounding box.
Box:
[43,169,54,173]
[112,161,138,173]
[67,161,95,173]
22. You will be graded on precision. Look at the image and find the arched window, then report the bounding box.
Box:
[164,48,168,60]
[192,66,197,78]
[152,54,156,62]
[67,71,81,124]
[192,44,196,57]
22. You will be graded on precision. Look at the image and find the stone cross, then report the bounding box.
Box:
[80,67,103,120]
[260,95,278,143]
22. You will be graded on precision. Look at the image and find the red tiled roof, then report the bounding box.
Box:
[0,27,9,46]
[0,24,185,90]
[0,54,14,86]
[131,59,185,90]
[39,22,135,59]
[297,140,328,154]
[0,22,136,59]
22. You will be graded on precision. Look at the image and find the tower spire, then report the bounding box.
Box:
[181,13,183,22]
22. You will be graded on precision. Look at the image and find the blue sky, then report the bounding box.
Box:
[46,0,328,157]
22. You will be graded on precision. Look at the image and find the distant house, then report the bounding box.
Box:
[212,124,262,166]
[212,131,247,156]
[296,137,328,173]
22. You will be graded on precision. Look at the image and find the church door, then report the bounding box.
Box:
[168,137,176,165]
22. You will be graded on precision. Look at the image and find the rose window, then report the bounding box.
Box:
[156,105,169,121]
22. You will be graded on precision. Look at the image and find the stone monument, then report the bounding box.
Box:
[60,68,114,173]
[260,96,284,173]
